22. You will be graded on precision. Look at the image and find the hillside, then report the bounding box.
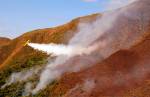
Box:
[0,0,150,97]
[0,13,99,68]
[52,34,150,97]
[0,14,99,97]
[0,37,11,47]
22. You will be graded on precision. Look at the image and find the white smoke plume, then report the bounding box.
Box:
[28,43,96,57]
[4,0,150,95]
[22,82,33,96]
[31,12,118,94]
[1,66,41,89]
[30,0,145,94]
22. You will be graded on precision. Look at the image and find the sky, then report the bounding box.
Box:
[0,0,133,38]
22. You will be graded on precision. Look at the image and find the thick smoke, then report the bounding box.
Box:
[28,43,96,57]
[31,12,119,94]
[4,0,150,95]
[30,0,144,94]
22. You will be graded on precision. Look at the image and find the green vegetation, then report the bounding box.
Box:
[25,56,47,67]
[0,54,47,86]
[0,17,79,97]
[0,30,69,97]
[0,55,46,97]
[31,80,59,97]
[0,78,61,97]
[0,82,25,97]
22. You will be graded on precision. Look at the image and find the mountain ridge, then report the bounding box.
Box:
[0,37,11,47]
[0,13,99,68]
[0,0,150,96]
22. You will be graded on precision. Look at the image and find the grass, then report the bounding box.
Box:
[0,13,100,97]
[0,82,25,97]
[0,54,48,86]
[0,29,69,97]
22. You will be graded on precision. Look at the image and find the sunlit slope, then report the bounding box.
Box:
[0,14,99,69]
[0,0,150,96]
[0,13,99,97]
[0,37,11,47]
[0,37,11,66]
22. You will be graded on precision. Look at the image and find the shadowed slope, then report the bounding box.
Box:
[50,33,150,97]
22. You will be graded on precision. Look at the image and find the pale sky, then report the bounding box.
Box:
[0,0,135,38]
